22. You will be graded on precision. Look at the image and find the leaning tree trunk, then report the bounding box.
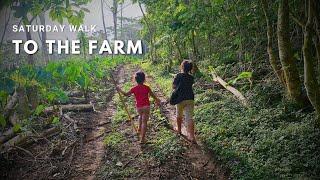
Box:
[303,0,320,125]
[277,0,303,104]
[261,0,285,85]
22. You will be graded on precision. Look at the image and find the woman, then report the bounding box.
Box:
[172,60,196,143]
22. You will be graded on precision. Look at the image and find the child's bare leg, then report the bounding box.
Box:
[137,109,143,134]
[140,109,150,143]
[138,114,142,133]
[140,113,147,143]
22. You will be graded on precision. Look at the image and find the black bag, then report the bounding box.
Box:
[169,88,180,105]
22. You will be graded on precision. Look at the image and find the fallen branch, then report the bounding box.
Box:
[62,114,80,134]
[0,128,15,144]
[67,91,83,97]
[56,97,88,105]
[13,145,34,158]
[0,131,33,152]
[44,103,95,115]
[211,73,249,106]
[61,140,77,157]
[1,127,60,153]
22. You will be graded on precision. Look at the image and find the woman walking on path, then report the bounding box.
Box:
[172,60,196,143]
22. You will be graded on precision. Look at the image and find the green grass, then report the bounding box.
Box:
[195,91,320,179]
[103,132,125,148]
[150,127,184,163]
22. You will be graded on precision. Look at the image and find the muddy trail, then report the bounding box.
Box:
[1,64,228,180]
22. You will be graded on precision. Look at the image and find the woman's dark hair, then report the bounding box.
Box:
[180,60,193,73]
[135,71,146,84]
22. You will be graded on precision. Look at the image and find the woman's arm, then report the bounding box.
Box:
[116,86,131,96]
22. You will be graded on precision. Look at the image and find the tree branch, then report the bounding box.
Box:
[290,12,306,27]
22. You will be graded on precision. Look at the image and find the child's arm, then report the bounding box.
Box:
[116,86,131,96]
[150,90,161,106]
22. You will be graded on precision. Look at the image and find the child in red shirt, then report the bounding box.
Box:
[116,71,160,144]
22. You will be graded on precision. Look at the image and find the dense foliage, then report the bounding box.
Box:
[0,56,138,130]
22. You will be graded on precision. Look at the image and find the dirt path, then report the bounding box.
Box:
[69,66,126,179]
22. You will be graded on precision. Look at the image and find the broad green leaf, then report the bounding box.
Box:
[13,123,21,133]
[52,116,60,124]
[34,104,45,116]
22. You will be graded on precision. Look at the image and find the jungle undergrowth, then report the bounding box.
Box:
[141,60,320,179]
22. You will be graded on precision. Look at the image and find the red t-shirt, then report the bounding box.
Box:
[130,84,151,108]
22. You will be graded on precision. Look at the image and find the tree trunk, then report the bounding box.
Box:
[175,38,183,63]
[101,0,108,40]
[39,12,49,64]
[277,0,303,103]
[120,3,123,39]
[261,0,285,85]
[112,0,118,40]
[191,30,198,62]
[138,2,155,62]
[303,0,320,125]
[0,7,11,50]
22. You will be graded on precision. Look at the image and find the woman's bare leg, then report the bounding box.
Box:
[176,117,183,134]
[187,120,196,142]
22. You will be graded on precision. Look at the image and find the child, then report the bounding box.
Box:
[116,71,160,144]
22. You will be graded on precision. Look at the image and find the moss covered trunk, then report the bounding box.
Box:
[261,0,285,85]
[303,0,320,125]
[277,0,303,103]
